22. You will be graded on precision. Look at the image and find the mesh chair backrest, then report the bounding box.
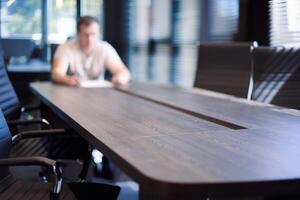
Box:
[0,44,20,117]
[253,46,300,110]
[0,109,12,179]
[194,42,254,98]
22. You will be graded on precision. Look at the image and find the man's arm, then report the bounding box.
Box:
[104,43,131,85]
[52,58,79,86]
[108,62,131,85]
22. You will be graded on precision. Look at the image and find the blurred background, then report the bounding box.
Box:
[1,0,299,97]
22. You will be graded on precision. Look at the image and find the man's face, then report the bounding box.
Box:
[78,22,100,52]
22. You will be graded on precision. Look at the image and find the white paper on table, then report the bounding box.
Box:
[79,80,113,88]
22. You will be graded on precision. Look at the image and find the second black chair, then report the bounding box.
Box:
[194,42,257,99]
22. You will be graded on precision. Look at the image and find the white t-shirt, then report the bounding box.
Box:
[54,39,123,80]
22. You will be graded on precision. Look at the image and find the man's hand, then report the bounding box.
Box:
[52,57,80,87]
[112,73,130,86]
[65,75,80,86]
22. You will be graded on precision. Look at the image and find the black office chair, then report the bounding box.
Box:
[0,42,91,181]
[252,46,300,110]
[0,43,48,123]
[1,62,91,179]
[0,109,120,200]
[194,42,257,99]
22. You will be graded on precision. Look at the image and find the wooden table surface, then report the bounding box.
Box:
[30,81,300,199]
[116,81,300,132]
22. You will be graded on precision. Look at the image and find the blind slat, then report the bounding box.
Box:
[270,0,300,47]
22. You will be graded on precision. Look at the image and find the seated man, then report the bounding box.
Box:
[52,15,130,179]
[52,15,130,86]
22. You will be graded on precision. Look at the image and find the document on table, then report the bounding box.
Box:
[80,80,113,88]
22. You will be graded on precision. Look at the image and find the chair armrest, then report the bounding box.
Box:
[0,156,56,168]
[20,103,40,113]
[12,129,67,145]
[0,156,63,196]
[7,118,52,128]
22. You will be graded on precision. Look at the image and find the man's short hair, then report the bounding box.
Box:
[77,16,99,32]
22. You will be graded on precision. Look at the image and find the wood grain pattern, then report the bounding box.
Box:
[30,82,300,199]
[117,81,300,132]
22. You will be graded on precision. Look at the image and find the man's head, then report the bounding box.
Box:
[77,16,100,53]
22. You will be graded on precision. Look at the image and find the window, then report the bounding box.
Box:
[80,0,104,38]
[129,0,240,87]
[134,0,151,45]
[150,0,171,41]
[208,0,239,41]
[48,0,76,43]
[270,0,300,47]
[172,0,200,44]
[0,0,42,40]
[130,0,199,86]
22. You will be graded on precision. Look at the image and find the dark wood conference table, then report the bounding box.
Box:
[30,81,300,200]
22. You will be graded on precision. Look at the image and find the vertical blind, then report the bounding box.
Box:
[172,0,200,44]
[270,0,300,47]
[134,0,150,45]
[208,0,239,41]
[133,0,240,45]
[150,0,171,41]
[128,0,241,87]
